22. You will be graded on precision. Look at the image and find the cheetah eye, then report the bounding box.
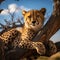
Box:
[28,15,31,18]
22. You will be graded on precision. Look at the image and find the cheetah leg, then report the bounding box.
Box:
[19,41,46,55]
[33,42,46,55]
[45,40,57,56]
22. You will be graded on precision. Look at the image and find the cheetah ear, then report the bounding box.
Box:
[22,10,27,16]
[40,8,46,15]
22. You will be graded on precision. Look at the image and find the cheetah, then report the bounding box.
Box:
[0,8,46,55]
[0,8,57,56]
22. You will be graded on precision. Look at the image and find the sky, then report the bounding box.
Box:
[0,0,60,42]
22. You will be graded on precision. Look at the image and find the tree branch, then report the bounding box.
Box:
[0,0,5,4]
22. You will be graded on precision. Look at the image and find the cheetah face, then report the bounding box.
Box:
[22,8,46,31]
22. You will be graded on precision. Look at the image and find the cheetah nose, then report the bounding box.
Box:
[32,21,36,24]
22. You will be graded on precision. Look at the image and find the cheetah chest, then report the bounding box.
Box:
[21,29,37,41]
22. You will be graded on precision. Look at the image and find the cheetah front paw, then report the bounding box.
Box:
[45,40,57,56]
[33,42,46,55]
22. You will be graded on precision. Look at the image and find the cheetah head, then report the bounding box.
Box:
[22,8,46,31]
